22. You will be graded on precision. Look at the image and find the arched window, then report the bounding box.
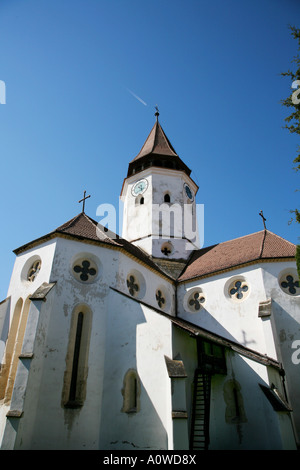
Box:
[63,305,92,408]
[0,298,23,400]
[0,296,32,404]
[122,369,140,413]
[135,195,145,206]
[164,193,171,203]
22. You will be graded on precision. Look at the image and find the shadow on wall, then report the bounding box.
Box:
[271,299,300,444]
[172,325,294,450]
[98,289,168,450]
[181,302,259,352]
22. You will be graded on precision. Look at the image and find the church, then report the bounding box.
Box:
[0,112,299,450]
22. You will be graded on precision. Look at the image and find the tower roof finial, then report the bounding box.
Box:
[155,105,159,120]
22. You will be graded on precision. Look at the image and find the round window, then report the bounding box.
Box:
[279,269,300,296]
[228,279,249,301]
[72,258,98,283]
[127,274,140,297]
[184,288,206,313]
[126,269,146,299]
[27,259,41,282]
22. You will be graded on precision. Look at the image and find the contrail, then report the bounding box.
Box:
[126,88,147,106]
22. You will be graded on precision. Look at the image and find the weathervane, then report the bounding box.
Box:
[259,210,267,230]
[79,190,91,214]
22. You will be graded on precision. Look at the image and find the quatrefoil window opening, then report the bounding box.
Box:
[156,289,165,308]
[188,291,205,311]
[280,274,300,296]
[229,280,249,301]
[127,275,139,297]
[73,259,97,282]
[27,260,41,282]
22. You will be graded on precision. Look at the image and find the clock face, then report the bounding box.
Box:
[131,178,148,197]
[184,183,194,201]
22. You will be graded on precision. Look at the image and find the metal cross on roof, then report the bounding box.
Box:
[78,190,91,213]
[155,105,159,120]
[259,210,267,230]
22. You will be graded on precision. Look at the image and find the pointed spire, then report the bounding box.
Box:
[126,111,192,177]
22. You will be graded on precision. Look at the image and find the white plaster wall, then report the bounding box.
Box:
[121,172,154,242]
[117,251,176,316]
[261,260,300,444]
[11,237,119,449]
[5,236,177,450]
[6,240,57,321]
[99,288,173,450]
[172,324,296,449]
[172,326,198,440]
[209,353,295,449]
[177,265,274,357]
[121,168,199,260]
[0,240,56,448]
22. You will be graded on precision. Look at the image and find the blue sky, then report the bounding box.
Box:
[0,0,299,299]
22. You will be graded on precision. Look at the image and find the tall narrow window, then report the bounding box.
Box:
[63,306,92,408]
[164,193,171,203]
[69,312,84,403]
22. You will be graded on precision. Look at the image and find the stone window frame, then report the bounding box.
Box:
[278,268,300,296]
[225,276,250,303]
[155,285,171,311]
[0,296,32,404]
[71,252,101,285]
[126,269,146,300]
[62,304,92,409]
[21,255,42,284]
[121,369,141,414]
[184,287,206,313]
[161,242,173,256]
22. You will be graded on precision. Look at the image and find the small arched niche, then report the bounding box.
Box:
[121,369,141,413]
[164,192,171,203]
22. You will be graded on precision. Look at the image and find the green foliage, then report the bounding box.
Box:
[281,25,300,225]
[296,245,300,278]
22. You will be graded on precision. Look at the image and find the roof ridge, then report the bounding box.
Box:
[155,120,178,156]
[132,123,156,160]
[259,229,267,258]
[264,228,297,247]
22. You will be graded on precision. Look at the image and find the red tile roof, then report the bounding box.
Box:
[14,212,172,279]
[178,230,296,281]
[131,119,178,161]
[14,214,296,283]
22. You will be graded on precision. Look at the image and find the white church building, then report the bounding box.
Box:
[0,113,299,450]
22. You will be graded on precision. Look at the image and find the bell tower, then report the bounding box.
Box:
[121,110,199,261]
